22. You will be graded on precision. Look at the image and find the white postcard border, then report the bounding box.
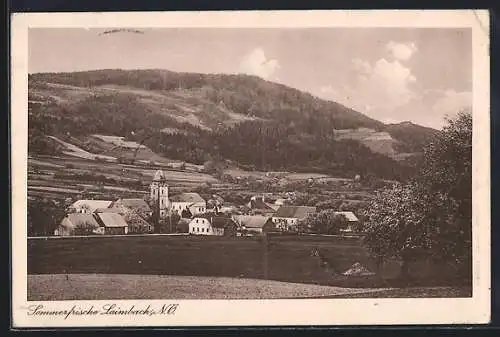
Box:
[11,10,491,327]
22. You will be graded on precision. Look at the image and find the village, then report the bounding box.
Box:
[54,169,360,237]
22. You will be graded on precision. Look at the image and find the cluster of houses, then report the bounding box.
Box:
[54,170,359,237]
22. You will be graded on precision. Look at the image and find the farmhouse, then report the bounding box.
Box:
[188,214,238,236]
[271,206,317,232]
[170,192,207,216]
[111,198,153,234]
[55,213,103,236]
[232,215,271,236]
[69,199,113,214]
[95,212,129,235]
[334,211,359,232]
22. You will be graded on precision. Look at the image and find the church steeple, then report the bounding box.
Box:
[150,170,169,218]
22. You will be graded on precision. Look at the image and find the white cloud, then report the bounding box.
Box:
[432,89,472,119]
[386,41,417,61]
[239,47,280,79]
[317,58,418,116]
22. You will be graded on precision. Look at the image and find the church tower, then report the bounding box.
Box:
[150,170,170,218]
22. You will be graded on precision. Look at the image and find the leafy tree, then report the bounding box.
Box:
[181,207,193,219]
[158,213,181,233]
[27,198,66,236]
[302,210,349,234]
[362,110,472,280]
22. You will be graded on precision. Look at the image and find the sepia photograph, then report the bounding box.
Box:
[11,10,490,327]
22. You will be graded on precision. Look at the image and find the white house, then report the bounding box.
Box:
[188,215,237,236]
[188,216,214,235]
[271,206,317,232]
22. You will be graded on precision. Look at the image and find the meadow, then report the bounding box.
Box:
[29,235,381,286]
[27,234,468,291]
[27,235,472,300]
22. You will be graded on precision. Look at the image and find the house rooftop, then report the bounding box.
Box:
[211,217,237,229]
[71,200,113,212]
[96,212,128,228]
[63,213,100,229]
[273,206,317,219]
[94,207,122,214]
[233,215,270,229]
[334,211,359,222]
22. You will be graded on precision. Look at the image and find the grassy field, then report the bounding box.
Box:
[28,235,471,293]
[29,235,380,286]
[28,274,390,301]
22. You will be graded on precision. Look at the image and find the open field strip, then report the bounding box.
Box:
[28,233,190,240]
[28,274,391,301]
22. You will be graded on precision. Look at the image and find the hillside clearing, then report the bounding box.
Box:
[28,274,390,300]
[48,136,117,161]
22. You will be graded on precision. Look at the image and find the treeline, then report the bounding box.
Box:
[27,198,66,236]
[138,120,414,180]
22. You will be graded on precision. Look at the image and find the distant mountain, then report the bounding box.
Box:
[28,69,439,181]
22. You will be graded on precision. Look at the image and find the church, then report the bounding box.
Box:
[150,170,207,219]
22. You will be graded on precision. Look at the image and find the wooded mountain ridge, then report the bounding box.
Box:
[28,69,439,181]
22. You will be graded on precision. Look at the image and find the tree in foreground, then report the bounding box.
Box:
[362,110,472,282]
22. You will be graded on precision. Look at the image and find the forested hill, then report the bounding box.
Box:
[28,69,439,181]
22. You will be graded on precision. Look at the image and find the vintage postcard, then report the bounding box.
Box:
[11,10,490,328]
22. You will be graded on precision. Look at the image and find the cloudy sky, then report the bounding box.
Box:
[29,28,472,129]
